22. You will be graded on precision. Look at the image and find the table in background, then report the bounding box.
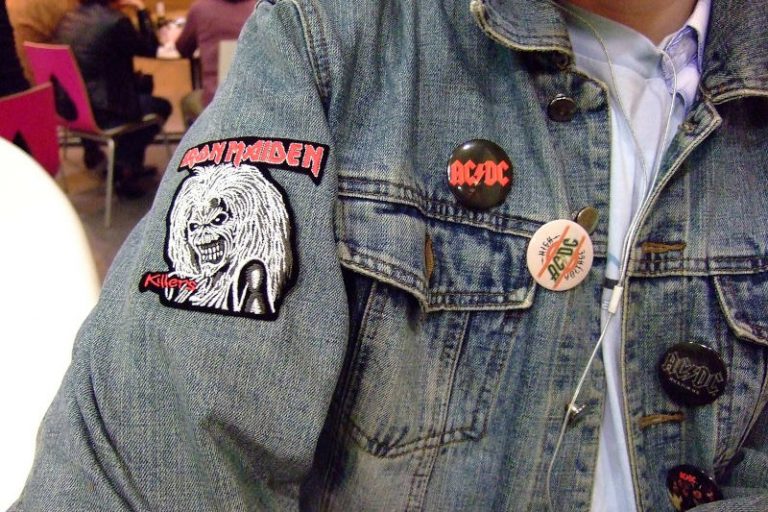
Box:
[134,55,192,136]
[146,0,192,13]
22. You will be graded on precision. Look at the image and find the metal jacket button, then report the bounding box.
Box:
[548,94,577,122]
[447,139,513,210]
[667,464,723,511]
[574,206,599,234]
[552,52,571,70]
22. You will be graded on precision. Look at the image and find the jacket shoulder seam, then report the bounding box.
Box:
[284,0,332,105]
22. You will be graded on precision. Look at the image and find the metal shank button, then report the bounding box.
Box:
[547,94,577,122]
[574,206,599,234]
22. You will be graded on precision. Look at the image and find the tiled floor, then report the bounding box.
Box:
[62,142,177,281]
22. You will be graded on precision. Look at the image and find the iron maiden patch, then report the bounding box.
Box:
[139,137,328,320]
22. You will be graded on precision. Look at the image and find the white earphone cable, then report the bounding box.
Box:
[543,2,680,509]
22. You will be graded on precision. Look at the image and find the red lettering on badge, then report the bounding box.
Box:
[449,159,510,187]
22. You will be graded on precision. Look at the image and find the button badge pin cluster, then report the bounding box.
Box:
[447,140,594,290]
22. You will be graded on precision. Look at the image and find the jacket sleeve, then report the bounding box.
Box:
[692,403,768,511]
[11,1,346,510]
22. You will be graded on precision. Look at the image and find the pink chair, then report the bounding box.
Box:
[23,42,171,227]
[0,83,60,178]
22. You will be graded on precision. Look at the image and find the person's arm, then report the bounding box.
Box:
[113,0,159,58]
[689,403,768,511]
[11,1,344,509]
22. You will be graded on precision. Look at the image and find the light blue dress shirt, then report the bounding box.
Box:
[561,1,711,510]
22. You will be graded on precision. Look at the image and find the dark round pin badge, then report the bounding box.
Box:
[658,342,727,406]
[447,139,512,210]
[666,464,723,511]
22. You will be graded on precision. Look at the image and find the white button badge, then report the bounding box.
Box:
[526,219,594,291]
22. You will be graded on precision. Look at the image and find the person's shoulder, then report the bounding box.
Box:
[190,0,216,11]
[260,0,400,35]
[283,0,448,30]
[84,3,125,24]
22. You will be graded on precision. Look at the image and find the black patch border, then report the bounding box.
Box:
[139,163,299,321]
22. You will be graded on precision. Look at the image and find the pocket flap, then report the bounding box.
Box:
[714,271,768,346]
[337,197,536,312]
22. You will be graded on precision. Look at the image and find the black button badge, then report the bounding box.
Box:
[658,342,727,406]
[667,464,723,511]
[447,139,512,210]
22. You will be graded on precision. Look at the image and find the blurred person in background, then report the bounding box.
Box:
[7,0,78,81]
[53,0,172,198]
[173,0,256,127]
[0,0,29,97]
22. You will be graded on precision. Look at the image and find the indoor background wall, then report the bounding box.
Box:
[147,0,193,14]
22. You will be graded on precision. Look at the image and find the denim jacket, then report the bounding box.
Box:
[14,0,768,511]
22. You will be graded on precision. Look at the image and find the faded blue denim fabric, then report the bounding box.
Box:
[12,0,768,511]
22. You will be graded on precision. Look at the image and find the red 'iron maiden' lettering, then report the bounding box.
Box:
[449,159,510,187]
[141,272,197,293]
[179,138,327,181]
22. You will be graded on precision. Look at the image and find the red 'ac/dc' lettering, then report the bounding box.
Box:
[449,159,510,187]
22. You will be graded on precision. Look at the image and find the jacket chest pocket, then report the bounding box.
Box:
[711,270,768,462]
[335,195,536,457]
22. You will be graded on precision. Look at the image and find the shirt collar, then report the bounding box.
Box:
[557,0,712,110]
[659,0,711,108]
[470,0,768,103]
[659,0,711,75]
[674,0,711,75]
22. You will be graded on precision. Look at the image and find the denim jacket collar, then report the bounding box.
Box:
[470,0,768,101]
[469,0,571,54]
[701,0,768,102]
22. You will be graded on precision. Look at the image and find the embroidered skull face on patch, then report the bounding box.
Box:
[145,163,295,317]
[141,136,329,320]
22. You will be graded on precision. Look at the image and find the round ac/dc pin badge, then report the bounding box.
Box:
[526,219,594,291]
[447,139,513,210]
[658,342,727,406]
[666,464,723,511]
